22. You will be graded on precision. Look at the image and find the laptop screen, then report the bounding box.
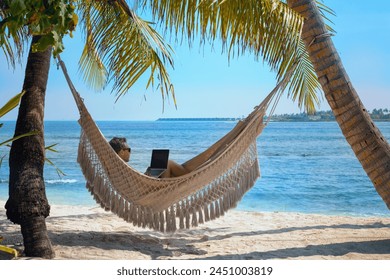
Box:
[150,149,169,169]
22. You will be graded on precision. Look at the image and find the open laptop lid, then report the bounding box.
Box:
[150,149,169,169]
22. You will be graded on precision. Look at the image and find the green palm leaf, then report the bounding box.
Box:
[139,0,334,112]
[276,38,321,114]
[44,143,66,177]
[77,0,175,104]
[0,91,38,147]
[316,0,336,33]
[0,131,38,147]
[0,91,25,118]
[0,5,28,68]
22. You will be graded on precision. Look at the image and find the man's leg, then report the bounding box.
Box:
[161,160,188,178]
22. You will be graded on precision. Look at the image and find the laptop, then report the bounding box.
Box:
[145,149,169,177]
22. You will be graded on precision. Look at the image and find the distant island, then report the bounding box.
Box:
[157,117,241,122]
[157,109,390,122]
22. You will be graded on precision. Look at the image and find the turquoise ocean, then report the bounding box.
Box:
[1,120,390,217]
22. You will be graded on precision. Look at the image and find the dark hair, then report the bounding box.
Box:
[109,137,130,153]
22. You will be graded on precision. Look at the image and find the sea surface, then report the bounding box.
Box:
[1,120,390,217]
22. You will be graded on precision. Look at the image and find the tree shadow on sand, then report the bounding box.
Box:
[210,222,390,241]
[47,216,390,260]
[167,222,390,259]
[168,221,390,243]
[4,212,390,260]
[200,239,390,260]
[49,230,207,259]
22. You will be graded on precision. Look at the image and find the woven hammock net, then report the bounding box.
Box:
[59,59,276,233]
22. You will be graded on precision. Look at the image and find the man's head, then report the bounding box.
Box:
[109,137,131,162]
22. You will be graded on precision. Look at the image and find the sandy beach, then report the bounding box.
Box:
[1,199,390,260]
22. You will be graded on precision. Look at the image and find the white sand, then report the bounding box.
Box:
[1,200,390,260]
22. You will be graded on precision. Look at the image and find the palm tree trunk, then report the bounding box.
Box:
[5,36,55,258]
[287,0,390,208]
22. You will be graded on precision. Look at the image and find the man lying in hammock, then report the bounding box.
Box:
[109,137,189,178]
[107,116,248,179]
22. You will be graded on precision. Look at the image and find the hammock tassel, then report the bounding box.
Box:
[165,209,170,232]
[198,205,204,224]
[223,192,229,213]
[86,182,93,193]
[204,204,210,222]
[127,203,134,223]
[209,202,215,220]
[179,205,185,230]
[171,205,177,232]
[215,200,220,218]
[144,208,151,229]
[140,206,146,228]
[124,201,129,222]
[185,208,191,229]
[164,205,176,232]
[159,212,165,232]
[102,187,110,212]
[191,207,198,227]
[153,213,160,231]
[132,206,139,227]
[111,192,118,214]
[220,197,225,216]
[118,196,125,219]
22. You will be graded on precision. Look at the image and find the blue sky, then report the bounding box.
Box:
[1,0,390,121]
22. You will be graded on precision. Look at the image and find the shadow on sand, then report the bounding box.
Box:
[45,213,390,259]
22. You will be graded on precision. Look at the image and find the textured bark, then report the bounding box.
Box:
[287,0,390,208]
[20,216,54,258]
[5,36,55,258]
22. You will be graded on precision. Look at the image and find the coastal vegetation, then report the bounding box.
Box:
[158,109,390,122]
[270,109,390,122]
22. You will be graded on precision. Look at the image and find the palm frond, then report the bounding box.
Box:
[0,131,39,147]
[77,0,175,104]
[0,5,28,68]
[0,91,39,146]
[141,1,302,69]
[316,0,336,34]
[139,0,323,112]
[280,40,321,113]
[45,157,66,177]
[0,154,5,168]
[0,91,25,118]
[45,143,60,153]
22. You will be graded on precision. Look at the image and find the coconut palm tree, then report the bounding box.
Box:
[286,0,390,208]
[1,0,176,258]
[1,0,308,258]
[1,1,61,258]
[5,36,55,258]
[139,0,390,209]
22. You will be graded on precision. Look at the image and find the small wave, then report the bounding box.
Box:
[2,179,78,185]
[45,179,78,185]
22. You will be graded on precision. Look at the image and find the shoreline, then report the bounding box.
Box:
[1,200,390,260]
